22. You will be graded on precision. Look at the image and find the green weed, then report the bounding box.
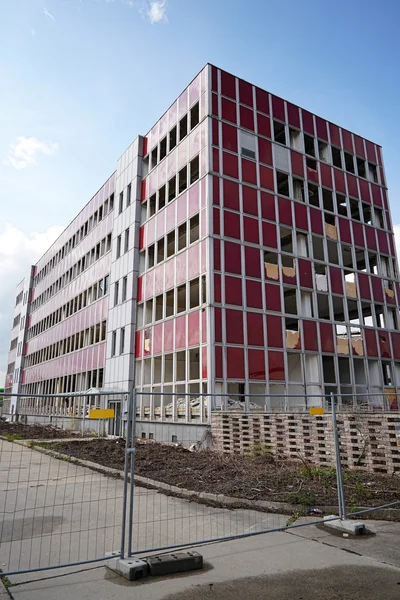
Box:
[5,433,23,442]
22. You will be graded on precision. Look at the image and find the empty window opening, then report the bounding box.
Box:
[155,294,163,321]
[312,236,325,261]
[202,275,207,304]
[285,316,298,332]
[168,176,176,203]
[149,194,156,217]
[317,294,330,320]
[318,140,329,163]
[159,136,167,161]
[332,147,342,169]
[327,239,339,264]
[342,245,354,269]
[306,157,317,171]
[178,222,187,251]
[362,203,372,225]
[296,233,309,257]
[276,172,289,197]
[284,288,297,315]
[304,134,315,157]
[354,248,366,271]
[374,207,385,229]
[145,299,153,325]
[158,185,166,211]
[322,188,334,212]
[344,152,355,173]
[280,227,293,253]
[179,115,188,141]
[166,289,174,317]
[264,250,278,264]
[240,131,256,159]
[148,244,155,268]
[356,157,366,178]
[167,231,175,258]
[293,178,305,202]
[157,238,165,264]
[368,252,378,275]
[368,163,378,183]
[169,126,177,151]
[336,193,348,217]
[308,182,319,207]
[324,212,336,226]
[387,307,399,330]
[190,156,200,184]
[176,351,186,380]
[179,166,187,193]
[151,147,158,170]
[347,299,360,329]
[142,155,149,178]
[177,284,186,313]
[189,348,200,380]
[190,214,200,244]
[273,120,286,145]
[190,278,200,309]
[382,362,392,386]
[190,102,199,129]
[375,305,384,328]
[289,128,302,151]
[349,198,360,221]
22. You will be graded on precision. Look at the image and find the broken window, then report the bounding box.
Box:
[169,126,177,151]
[382,361,392,386]
[280,227,293,253]
[308,182,319,207]
[179,114,188,141]
[179,166,187,194]
[190,214,200,243]
[356,157,366,178]
[344,152,355,173]
[273,120,286,145]
[332,147,342,169]
[155,294,163,321]
[317,294,330,320]
[312,236,325,261]
[240,130,256,159]
[341,245,354,269]
[190,102,199,129]
[158,185,167,210]
[145,299,153,325]
[149,194,156,217]
[190,155,200,184]
[347,298,360,330]
[354,248,366,271]
[349,198,360,221]
[166,289,174,317]
[374,207,385,229]
[151,146,158,170]
[190,278,200,309]
[157,237,165,264]
[367,252,378,275]
[289,128,302,151]
[306,157,317,171]
[167,231,175,258]
[168,176,176,202]
[322,188,334,212]
[336,193,348,217]
[142,155,149,178]
[327,239,339,264]
[361,202,372,225]
[276,172,289,197]
[284,288,297,315]
[148,244,155,268]
[178,222,187,251]
[368,163,378,183]
[201,275,207,304]
[304,134,315,157]
[318,140,329,163]
[177,284,186,313]
[387,307,399,330]
[159,136,167,161]
[293,178,305,202]
[375,305,384,328]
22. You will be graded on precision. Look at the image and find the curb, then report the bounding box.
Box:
[8,438,399,521]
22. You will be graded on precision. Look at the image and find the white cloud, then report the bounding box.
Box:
[5,136,59,170]
[0,224,64,387]
[43,7,55,20]
[145,0,168,23]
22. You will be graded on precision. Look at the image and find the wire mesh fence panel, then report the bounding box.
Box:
[0,392,128,575]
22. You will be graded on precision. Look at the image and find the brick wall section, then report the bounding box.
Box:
[211,412,400,475]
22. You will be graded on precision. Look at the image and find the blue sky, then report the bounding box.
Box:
[0,0,399,383]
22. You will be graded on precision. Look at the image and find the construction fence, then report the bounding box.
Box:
[0,390,399,578]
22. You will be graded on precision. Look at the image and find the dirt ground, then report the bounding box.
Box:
[35,437,400,509]
[0,420,86,440]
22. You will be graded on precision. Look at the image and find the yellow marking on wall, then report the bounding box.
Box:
[89,408,115,419]
[309,407,325,415]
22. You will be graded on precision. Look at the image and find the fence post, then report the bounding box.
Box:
[120,391,133,560]
[331,392,346,519]
[127,389,137,557]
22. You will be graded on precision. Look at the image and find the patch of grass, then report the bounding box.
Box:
[299,466,336,479]
[4,433,23,442]
[285,511,300,527]
[0,570,14,589]
[287,489,316,507]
